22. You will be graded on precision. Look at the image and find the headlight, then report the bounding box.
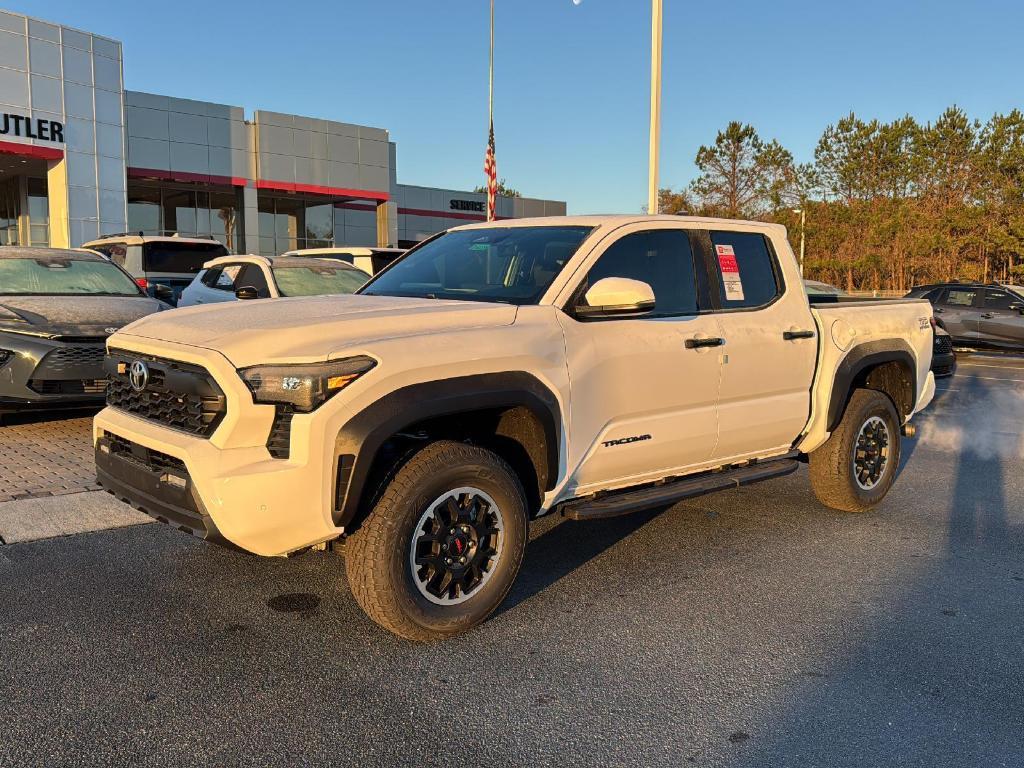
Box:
[239,356,377,412]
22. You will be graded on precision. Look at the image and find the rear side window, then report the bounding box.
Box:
[91,242,128,267]
[582,230,698,317]
[143,242,228,274]
[944,288,977,307]
[709,231,781,309]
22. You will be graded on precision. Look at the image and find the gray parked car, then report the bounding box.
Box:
[906,281,1024,350]
[0,248,167,415]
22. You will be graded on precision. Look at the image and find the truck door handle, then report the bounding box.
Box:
[981,312,995,319]
[783,330,816,340]
[934,308,944,314]
[685,337,725,349]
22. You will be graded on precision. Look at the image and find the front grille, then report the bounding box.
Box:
[266,407,294,459]
[105,431,186,473]
[934,334,953,355]
[105,350,227,438]
[29,378,107,395]
[34,345,106,376]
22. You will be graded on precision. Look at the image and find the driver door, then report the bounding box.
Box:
[557,226,723,497]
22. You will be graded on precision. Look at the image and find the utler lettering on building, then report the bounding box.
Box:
[0,113,64,143]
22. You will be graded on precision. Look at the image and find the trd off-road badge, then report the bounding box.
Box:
[602,434,652,448]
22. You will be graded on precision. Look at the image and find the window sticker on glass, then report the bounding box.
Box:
[715,244,745,301]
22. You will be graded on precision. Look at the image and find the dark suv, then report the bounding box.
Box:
[906,282,1024,350]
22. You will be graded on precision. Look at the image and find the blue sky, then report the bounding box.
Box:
[10,0,1024,213]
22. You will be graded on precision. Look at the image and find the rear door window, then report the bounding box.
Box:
[90,242,128,267]
[581,229,699,317]
[943,288,977,307]
[708,231,782,309]
[143,242,228,274]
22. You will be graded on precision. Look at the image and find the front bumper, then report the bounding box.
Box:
[0,332,107,409]
[95,432,235,548]
[94,334,349,557]
[931,351,956,378]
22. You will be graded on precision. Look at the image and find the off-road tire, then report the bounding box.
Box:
[809,388,901,513]
[345,440,528,641]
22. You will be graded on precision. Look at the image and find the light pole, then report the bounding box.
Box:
[647,0,662,215]
[792,207,806,277]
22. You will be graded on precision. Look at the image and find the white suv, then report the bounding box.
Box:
[282,246,404,276]
[178,254,370,307]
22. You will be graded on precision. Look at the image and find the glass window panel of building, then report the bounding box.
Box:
[127,183,242,251]
[257,196,339,256]
[27,178,49,246]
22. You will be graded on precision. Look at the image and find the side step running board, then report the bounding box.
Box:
[560,457,800,521]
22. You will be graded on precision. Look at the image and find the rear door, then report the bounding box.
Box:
[703,229,817,462]
[933,286,982,341]
[978,287,1024,348]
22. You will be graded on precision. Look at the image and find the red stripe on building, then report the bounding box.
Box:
[127,167,247,187]
[256,179,389,202]
[0,140,63,161]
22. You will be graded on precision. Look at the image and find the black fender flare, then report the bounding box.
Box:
[827,339,917,432]
[332,372,562,529]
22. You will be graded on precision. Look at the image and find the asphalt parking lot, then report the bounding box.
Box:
[1,353,1022,767]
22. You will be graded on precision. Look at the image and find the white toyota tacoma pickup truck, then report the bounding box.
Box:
[95,215,935,640]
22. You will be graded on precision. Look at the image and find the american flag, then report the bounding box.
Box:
[484,120,497,222]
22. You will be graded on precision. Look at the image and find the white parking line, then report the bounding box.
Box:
[959,362,1024,371]
[956,374,1024,383]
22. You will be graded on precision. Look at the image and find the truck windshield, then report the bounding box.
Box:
[0,257,142,296]
[360,226,593,304]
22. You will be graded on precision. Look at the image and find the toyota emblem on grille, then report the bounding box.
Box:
[128,360,149,392]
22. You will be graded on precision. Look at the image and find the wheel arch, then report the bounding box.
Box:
[332,372,562,531]
[827,340,917,432]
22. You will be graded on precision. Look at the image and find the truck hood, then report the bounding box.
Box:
[114,294,518,366]
[0,295,165,339]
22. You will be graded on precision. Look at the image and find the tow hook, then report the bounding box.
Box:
[901,423,917,438]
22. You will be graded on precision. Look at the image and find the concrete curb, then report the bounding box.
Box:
[0,490,152,545]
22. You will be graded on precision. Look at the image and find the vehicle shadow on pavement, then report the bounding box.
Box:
[497,507,666,616]
[731,375,1024,767]
[0,407,101,428]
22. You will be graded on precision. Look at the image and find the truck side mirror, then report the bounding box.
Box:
[1010,302,1024,314]
[574,277,656,320]
[235,285,260,300]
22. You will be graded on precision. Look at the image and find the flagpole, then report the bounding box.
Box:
[487,0,495,222]
[647,0,662,215]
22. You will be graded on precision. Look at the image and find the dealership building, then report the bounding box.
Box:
[0,9,565,253]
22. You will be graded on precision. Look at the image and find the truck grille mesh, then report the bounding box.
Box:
[105,350,226,438]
